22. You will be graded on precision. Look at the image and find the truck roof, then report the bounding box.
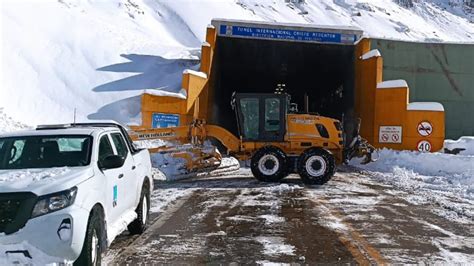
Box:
[0,122,125,138]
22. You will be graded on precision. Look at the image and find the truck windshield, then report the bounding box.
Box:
[0,135,92,170]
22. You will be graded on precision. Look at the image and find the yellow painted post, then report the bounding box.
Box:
[200,43,212,75]
[197,25,217,121]
[205,25,217,47]
[355,57,383,144]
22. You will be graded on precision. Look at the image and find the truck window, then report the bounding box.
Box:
[111,133,129,158]
[265,98,280,132]
[0,135,92,169]
[98,135,114,163]
[240,98,259,140]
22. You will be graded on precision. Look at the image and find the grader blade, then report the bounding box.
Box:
[170,144,222,172]
[344,135,378,164]
[129,126,224,174]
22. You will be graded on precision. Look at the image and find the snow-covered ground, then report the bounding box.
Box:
[350,148,474,221]
[1,0,473,128]
[107,169,474,264]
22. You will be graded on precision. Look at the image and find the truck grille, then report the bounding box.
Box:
[0,193,37,235]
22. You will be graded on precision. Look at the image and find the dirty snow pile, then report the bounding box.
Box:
[352,149,474,198]
[351,148,474,219]
[1,0,474,128]
[444,137,474,155]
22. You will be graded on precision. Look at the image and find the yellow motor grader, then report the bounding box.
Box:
[131,93,375,185]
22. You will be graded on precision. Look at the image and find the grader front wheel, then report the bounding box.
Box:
[298,148,336,185]
[250,146,288,182]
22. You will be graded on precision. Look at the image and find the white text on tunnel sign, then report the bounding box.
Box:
[379,126,402,144]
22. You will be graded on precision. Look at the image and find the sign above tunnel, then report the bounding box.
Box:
[212,19,363,45]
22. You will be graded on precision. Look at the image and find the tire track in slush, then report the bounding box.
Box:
[110,181,378,264]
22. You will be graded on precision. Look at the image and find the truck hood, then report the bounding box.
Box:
[0,167,94,195]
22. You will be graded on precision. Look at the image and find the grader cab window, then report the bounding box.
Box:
[235,93,287,142]
[265,98,281,132]
[239,98,260,140]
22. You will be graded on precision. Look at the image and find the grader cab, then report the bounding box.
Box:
[231,93,374,184]
[130,92,376,185]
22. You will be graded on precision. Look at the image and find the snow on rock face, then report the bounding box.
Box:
[0,108,29,133]
[407,102,444,111]
[1,0,201,127]
[377,79,408,89]
[0,167,71,190]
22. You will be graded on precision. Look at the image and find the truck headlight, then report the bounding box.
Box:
[31,187,78,218]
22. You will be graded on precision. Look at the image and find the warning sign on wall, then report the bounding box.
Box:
[417,121,433,137]
[379,126,402,144]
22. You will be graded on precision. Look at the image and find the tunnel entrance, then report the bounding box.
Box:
[210,33,357,139]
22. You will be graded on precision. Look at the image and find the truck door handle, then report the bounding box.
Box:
[132,166,136,170]
[118,174,124,179]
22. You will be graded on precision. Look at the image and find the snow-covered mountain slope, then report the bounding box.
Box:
[0,0,473,128]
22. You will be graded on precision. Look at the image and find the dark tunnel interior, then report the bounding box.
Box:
[210,37,356,138]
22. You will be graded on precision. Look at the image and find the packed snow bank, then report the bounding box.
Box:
[445,137,474,155]
[150,152,188,180]
[351,148,474,200]
[351,149,474,221]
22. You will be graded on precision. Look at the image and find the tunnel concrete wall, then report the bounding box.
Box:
[371,39,474,139]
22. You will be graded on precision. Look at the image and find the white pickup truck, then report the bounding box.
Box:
[0,122,153,265]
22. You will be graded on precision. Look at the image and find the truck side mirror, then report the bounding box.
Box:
[100,155,125,170]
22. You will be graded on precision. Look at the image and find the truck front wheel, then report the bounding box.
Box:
[128,182,150,235]
[75,208,104,266]
[298,148,335,185]
[251,146,288,182]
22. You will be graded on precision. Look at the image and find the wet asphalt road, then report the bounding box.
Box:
[106,168,474,265]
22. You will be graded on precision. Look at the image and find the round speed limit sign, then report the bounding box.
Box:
[417,140,432,153]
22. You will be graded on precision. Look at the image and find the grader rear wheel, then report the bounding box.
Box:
[250,146,288,182]
[298,148,335,185]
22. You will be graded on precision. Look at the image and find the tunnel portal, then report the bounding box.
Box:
[209,20,362,138]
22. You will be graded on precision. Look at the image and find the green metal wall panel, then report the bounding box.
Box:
[371,39,474,139]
